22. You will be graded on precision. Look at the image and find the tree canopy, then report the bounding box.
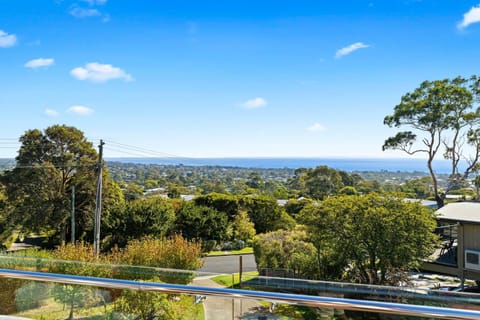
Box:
[383,76,480,207]
[298,193,438,285]
[1,125,122,243]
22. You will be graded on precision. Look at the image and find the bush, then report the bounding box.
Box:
[15,282,51,311]
[112,235,203,283]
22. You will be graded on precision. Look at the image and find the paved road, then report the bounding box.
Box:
[198,254,257,274]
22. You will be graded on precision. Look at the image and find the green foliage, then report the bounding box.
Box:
[123,182,144,199]
[338,186,358,195]
[253,228,318,279]
[112,235,203,283]
[1,125,123,243]
[103,197,176,249]
[14,282,51,312]
[167,184,181,198]
[283,198,312,217]
[240,196,295,233]
[193,193,240,221]
[114,287,199,320]
[231,210,256,242]
[175,202,229,242]
[303,166,344,199]
[355,179,382,194]
[288,166,363,200]
[46,242,112,320]
[399,177,433,199]
[298,193,438,285]
[448,187,476,199]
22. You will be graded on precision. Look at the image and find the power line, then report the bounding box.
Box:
[2,136,216,167]
[14,164,94,169]
[103,139,180,158]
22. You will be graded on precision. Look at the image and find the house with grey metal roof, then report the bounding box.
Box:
[422,202,480,284]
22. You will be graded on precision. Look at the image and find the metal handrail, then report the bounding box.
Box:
[1,269,480,319]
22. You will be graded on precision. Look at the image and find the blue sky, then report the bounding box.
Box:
[1,0,480,158]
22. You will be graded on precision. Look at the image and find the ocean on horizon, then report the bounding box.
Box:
[107,157,460,174]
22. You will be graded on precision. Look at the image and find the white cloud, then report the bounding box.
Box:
[0,30,17,48]
[70,62,133,82]
[241,97,267,109]
[70,7,101,18]
[67,105,94,116]
[45,109,59,117]
[306,123,327,132]
[458,5,480,30]
[335,42,370,59]
[25,58,55,69]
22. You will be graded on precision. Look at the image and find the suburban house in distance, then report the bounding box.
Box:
[422,202,480,284]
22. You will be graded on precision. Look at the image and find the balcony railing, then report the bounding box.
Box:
[1,254,480,319]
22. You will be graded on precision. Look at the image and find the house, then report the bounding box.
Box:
[422,202,480,284]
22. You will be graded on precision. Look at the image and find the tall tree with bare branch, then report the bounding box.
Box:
[383,76,480,207]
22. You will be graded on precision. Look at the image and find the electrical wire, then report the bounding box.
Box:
[1,136,217,167]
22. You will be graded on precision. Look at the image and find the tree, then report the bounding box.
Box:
[193,193,240,221]
[298,193,438,285]
[102,197,176,249]
[399,177,433,199]
[338,186,358,195]
[240,196,295,234]
[474,175,480,199]
[383,76,480,207]
[175,202,229,242]
[246,172,264,189]
[288,166,356,200]
[253,228,319,279]
[1,125,122,243]
[231,210,256,242]
[284,198,312,217]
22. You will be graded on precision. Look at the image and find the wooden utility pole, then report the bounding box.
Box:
[71,185,75,243]
[93,140,104,257]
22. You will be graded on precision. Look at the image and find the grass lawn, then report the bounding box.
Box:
[206,246,253,256]
[211,271,258,288]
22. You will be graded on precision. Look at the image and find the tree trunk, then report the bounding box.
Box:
[435,193,445,208]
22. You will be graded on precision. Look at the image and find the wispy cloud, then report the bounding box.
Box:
[67,105,94,116]
[0,30,17,48]
[102,14,111,23]
[27,40,41,46]
[70,7,101,18]
[70,1,109,21]
[70,62,133,83]
[458,5,480,30]
[25,58,55,69]
[81,0,107,5]
[45,109,59,117]
[240,97,267,109]
[306,123,327,132]
[335,42,369,59]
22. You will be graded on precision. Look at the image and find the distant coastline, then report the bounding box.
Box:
[0,157,463,173]
[105,157,459,174]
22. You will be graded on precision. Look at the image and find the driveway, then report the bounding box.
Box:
[198,254,257,274]
[192,277,279,320]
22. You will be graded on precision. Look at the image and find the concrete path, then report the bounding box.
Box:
[191,277,279,320]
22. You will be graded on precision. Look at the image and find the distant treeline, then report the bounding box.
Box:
[106,160,449,199]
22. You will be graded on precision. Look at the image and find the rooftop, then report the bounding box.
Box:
[436,202,480,224]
